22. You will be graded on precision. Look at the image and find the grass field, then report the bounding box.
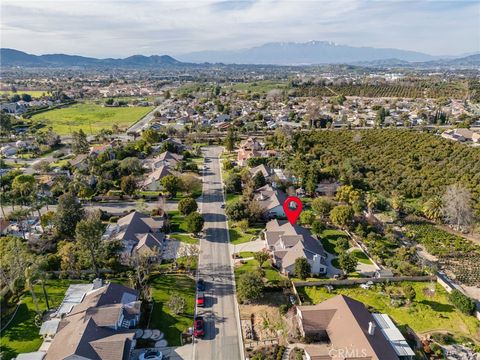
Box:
[31,103,153,135]
[148,274,195,346]
[0,279,85,360]
[229,81,288,94]
[297,281,480,342]
[1,90,50,98]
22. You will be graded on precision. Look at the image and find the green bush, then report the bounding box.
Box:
[448,289,476,315]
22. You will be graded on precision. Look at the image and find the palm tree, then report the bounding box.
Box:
[25,266,41,316]
[423,196,443,222]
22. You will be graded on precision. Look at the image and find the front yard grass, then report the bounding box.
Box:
[148,274,195,346]
[229,224,262,245]
[234,259,285,286]
[0,279,84,359]
[168,210,189,233]
[297,281,480,342]
[169,233,198,245]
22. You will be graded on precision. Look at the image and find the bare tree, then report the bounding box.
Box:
[442,184,474,231]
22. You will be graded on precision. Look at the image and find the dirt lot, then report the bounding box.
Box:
[239,292,289,342]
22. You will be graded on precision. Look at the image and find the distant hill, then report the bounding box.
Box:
[178,40,439,65]
[1,47,478,69]
[0,48,183,68]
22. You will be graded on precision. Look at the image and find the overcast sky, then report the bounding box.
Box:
[1,0,479,58]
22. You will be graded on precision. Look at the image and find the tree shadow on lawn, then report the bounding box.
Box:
[418,300,455,313]
[149,301,193,346]
[1,303,42,343]
[0,343,18,360]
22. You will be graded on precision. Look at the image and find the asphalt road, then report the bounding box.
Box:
[126,104,163,134]
[194,146,243,360]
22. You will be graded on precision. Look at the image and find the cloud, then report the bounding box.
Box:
[0,0,478,57]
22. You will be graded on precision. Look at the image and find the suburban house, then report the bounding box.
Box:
[315,180,341,196]
[103,211,165,258]
[296,295,414,360]
[263,219,327,275]
[441,128,480,143]
[69,154,89,171]
[239,137,263,151]
[140,165,177,191]
[253,184,287,218]
[17,280,140,360]
[237,148,261,166]
[249,164,274,180]
[144,151,183,169]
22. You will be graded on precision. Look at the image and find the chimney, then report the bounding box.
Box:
[93,278,104,289]
[368,321,376,336]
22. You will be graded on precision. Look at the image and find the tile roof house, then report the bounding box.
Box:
[43,282,139,360]
[103,211,165,258]
[237,148,261,167]
[239,137,263,151]
[264,219,327,275]
[253,184,287,218]
[296,295,414,360]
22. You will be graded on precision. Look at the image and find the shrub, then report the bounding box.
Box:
[178,197,198,215]
[448,289,476,315]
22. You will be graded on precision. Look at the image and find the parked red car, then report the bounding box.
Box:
[194,316,205,337]
[196,292,205,307]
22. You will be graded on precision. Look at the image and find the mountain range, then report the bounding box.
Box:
[1,42,479,68]
[0,48,182,68]
[178,40,442,65]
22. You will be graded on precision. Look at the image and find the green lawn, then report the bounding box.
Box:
[297,282,480,342]
[238,251,255,258]
[225,193,241,206]
[169,233,198,245]
[319,229,349,256]
[229,224,262,245]
[1,90,50,98]
[168,210,189,233]
[31,103,153,135]
[234,259,285,286]
[351,249,373,264]
[148,274,195,346]
[229,81,288,94]
[0,279,84,360]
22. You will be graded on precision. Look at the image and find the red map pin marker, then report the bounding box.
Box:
[283,196,303,225]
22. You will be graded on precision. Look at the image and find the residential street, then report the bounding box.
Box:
[194,146,243,360]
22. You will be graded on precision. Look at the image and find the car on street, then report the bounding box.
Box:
[197,292,205,307]
[197,278,206,291]
[139,350,163,360]
[220,203,225,208]
[194,316,205,337]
